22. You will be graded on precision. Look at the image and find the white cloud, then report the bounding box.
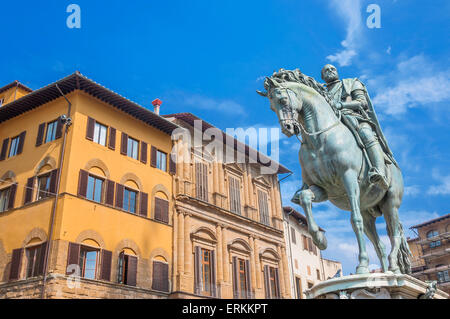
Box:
[427,169,450,195]
[326,0,363,67]
[371,55,450,115]
[404,185,420,196]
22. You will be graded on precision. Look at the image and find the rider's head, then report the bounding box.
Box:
[321,64,339,84]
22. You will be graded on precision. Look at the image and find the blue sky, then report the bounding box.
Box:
[1,0,449,275]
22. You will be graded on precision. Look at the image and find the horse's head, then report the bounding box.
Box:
[257,77,302,137]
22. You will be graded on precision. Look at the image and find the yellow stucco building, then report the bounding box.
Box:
[0,72,178,298]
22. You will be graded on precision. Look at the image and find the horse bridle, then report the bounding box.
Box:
[275,86,342,141]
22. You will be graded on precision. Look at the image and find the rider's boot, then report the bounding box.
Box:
[366,140,389,190]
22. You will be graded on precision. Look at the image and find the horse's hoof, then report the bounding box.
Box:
[356,266,369,274]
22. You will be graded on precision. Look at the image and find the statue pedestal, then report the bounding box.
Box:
[305,273,449,299]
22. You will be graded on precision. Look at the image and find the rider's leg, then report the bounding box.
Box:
[359,123,389,190]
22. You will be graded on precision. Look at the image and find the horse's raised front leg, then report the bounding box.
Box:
[292,183,328,250]
[342,170,369,274]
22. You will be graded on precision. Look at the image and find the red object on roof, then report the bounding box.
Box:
[152,98,162,106]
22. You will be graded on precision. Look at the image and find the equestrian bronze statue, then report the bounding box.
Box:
[257,67,411,275]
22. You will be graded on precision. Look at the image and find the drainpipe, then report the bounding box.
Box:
[40,84,72,299]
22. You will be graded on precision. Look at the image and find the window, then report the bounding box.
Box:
[45,120,58,143]
[123,188,137,214]
[238,259,248,298]
[195,162,208,201]
[36,174,51,200]
[79,246,99,279]
[437,270,449,283]
[268,267,280,299]
[93,122,107,146]
[201,248,212,296]
[117,252,137,286]
[229,176,241,215]
[0,187,11,212]
[156,150,167,171]
[8,136,20,158]
[295,277,302,299]
[152,261,169,292]
[291,227,296,244]
[86,175,104,203]
[316,269,321,280]
[127,137,139,160]
[0,98,4,106]
[258,190,270,225]
[427,230,441,248]
[26,244,45,278]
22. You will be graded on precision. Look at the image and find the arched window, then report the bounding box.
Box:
[117,248,138,286]
[152,256,169,292]
[427,230,441,248]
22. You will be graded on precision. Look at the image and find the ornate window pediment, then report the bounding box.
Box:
[228,238,252,258]
[191,226,217,247]
[259,248,280,265]
[224,163,244,176]
[253,175,272,189]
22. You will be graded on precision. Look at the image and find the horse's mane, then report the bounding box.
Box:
[265,68,332,105]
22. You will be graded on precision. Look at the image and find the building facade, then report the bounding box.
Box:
[408,213,450,295]
[164,113,293,299]
[0,72,178,298]
[283,206,342,299]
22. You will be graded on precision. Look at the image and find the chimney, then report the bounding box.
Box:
[152,98,162,115]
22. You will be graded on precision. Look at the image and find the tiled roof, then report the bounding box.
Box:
[0,80,33,95]
[410,213,450,229]
[0,72,179,135]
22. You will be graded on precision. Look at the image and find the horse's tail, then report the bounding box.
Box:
[397,223,412,274]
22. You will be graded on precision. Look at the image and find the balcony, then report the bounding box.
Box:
[417,231,450,245]
[420,246,450,260]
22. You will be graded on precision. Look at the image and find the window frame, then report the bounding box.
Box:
[123,186,138,214]
[78,245,99,280]
[127,136,139,160]
[237,258,248,299]
[93,121,108,147]
[36,172,52,201]
[156,150,167,172]
[86,174,105,203]
[200,248,213,296]
[0,186,11,212]
[427,230,441,248]
[45,120,58,144]
[268,266,280,299]
[8,135,20,158]
[26,243,44,278]
[117,251,134,285]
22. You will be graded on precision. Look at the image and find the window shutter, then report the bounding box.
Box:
[194,246,202,295]
[120,133,128,155]
[49,169,59,195]
[86,117,95,141]
[152,261,169,292]
[232,256,239,299]
[77,170,89,198]
[0,138,9,161]
[169,153,177,175]
[291,227,296,244]
[100,250,112,281]
[105,180,115,206]
[36,123,46,146]
[55,117,64,140]
[302,235,307,251]
[245,259,252,299]
[140,142,147,164]
[9,248,23,280]
[127,255,137,287]
[17,131,26,155]
[195,163,201,199]
[24,176,35,204]
[8,183,17,210]
[36,242,48,276]
[115,184,124,209]
[211,250,216,297]
[154,197,169,223]
[274,268,281,298]
[108,127,116,150]
[264,265,270,299]
[203,163,208,201]
[139,192,148,218]
[150,146,157,167]
[308,238,313,252]
[66,242,80,275]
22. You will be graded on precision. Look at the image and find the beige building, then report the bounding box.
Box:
[283,206,342,299]
[408,213,450,295]
[164,113,292,299]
